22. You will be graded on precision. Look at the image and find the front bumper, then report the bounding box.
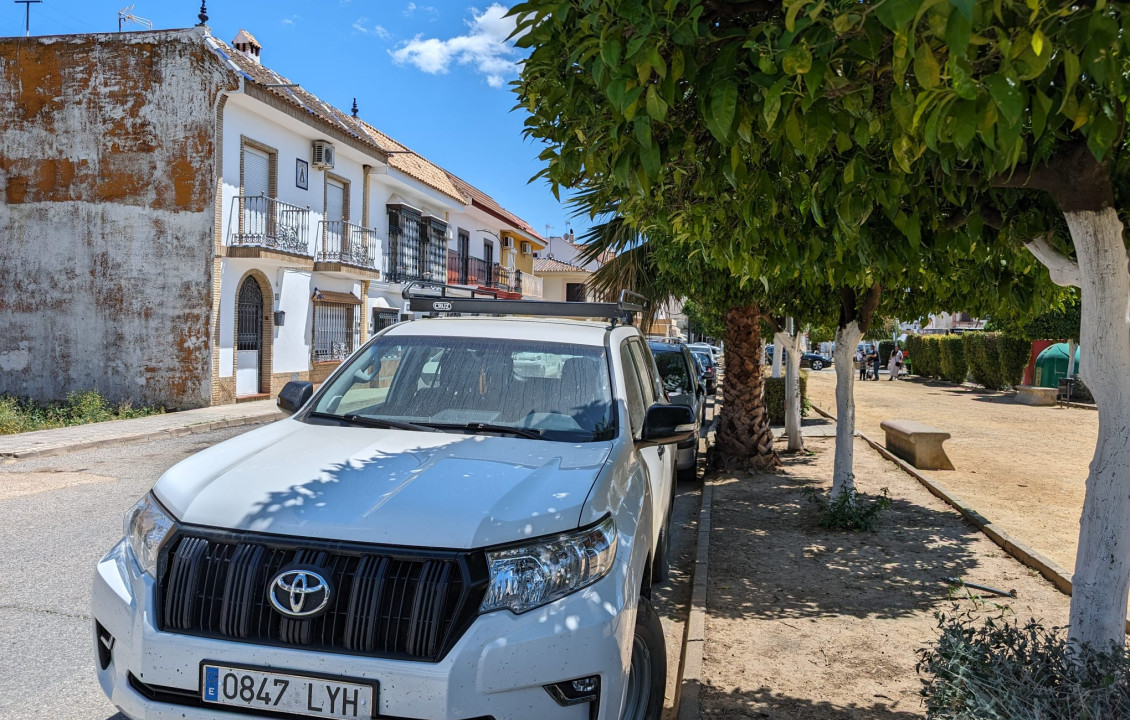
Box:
[93,540,637,720]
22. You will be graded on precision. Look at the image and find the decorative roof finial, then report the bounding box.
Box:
[351,98,358,118]
[197,1,208,26]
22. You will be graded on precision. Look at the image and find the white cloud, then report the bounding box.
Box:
[352,17,392,40]
[281,14,300,25]
[403,2,439,20]
[391,4,521,88]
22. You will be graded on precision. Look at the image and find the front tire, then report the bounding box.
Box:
[619,597,666,720]
[811,360,824,371]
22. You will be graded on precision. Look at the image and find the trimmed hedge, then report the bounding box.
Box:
[963,333,1005,390]
[764,372,809,425]
[998,335,1032,388]
[939,336,968,384]
[912,335,943,378]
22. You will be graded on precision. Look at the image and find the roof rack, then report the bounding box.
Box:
[401,281,647,324]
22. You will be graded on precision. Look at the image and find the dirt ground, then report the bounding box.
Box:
[700,435,1072,719]
[803,369,1098,575]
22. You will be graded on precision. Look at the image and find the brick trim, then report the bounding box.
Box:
[210,94,230,406]
[361,165,371,228]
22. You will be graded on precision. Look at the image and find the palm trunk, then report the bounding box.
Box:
[715,305,779,471]
[1062,208,1130,649]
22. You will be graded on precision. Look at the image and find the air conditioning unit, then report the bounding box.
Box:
[501,236,514,249]
[520,241,532,255]
[312,141,335,170]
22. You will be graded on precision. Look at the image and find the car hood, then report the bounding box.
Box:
[154,419,612,549]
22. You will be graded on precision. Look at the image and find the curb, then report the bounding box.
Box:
[0,413,283,460]
[811,404,1130,633]
[676,481,712,720]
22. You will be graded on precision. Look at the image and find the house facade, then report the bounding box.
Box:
[0,25,545,408]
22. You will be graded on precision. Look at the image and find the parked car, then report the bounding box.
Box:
[650,341,707,482]
[765,345,834,371]
[691,350,718,395]
[687,342,722,367]
[93,293,696,720]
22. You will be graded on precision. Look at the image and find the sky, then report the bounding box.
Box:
[1,0,580,239]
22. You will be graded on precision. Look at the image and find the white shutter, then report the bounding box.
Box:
[326,180,345,222]
[243,147,270,197]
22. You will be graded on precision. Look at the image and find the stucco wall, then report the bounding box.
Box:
[0,29,236,408]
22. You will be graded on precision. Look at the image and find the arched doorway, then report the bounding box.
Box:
[236,276,264,395]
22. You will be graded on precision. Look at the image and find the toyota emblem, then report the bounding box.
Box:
[268,568,332,619]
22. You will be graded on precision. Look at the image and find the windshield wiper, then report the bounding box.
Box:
[429,422,544,440]
[310,411,440,433]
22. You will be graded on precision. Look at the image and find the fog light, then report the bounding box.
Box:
[545,675,600,706]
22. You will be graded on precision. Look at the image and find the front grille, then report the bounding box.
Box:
[156,527,486,662]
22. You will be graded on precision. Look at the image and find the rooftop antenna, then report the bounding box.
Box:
[545,224,553,259]
[118,5,153,32]
[14,0,41,36]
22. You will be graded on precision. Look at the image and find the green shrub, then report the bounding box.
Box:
[803,485,892,532]
[913,335,941,379]
[963,333,1005,390]
[879,340,897,366]
[918,614,1130,720]
[905,335,922,374]
[939,336,968,384]
[763,372,809,425]
[998,335,1032,388]
[0,391,163,436]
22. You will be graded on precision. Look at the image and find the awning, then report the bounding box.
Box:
[311,289,361,305]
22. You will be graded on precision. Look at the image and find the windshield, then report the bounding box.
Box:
[310,335,615,442]
[693,352,713,369]
[653,351,693,395]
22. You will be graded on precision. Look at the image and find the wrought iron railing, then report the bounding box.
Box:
[447,252,463,285]
[465,257,500,288]
[317,221,380,270]
[227,194,311,255]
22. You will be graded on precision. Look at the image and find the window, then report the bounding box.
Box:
[313,302,358,362]
[627,339,660,405]
[312,336,615,442]
[620,343,647,437]
[372,308,400,334]
[566,283,586,302]
[653,350,693,396]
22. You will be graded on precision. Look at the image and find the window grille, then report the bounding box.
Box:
[237,278,263,351]
[372,308,400,334]
[313,303,356,362]
[387,205,422,283]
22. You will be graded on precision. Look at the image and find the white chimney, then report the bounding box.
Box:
[232,29,262,65]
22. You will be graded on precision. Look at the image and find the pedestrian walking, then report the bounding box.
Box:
[888,347,903,380]
[869,348,881,380]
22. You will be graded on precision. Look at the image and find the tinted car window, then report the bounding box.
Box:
[313,336,615,442]
[652,350,693,395]
[620,342,647,437]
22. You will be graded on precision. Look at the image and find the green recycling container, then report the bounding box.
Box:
[1034,343,1081,388]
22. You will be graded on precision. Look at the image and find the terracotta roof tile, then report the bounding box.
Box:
[444,172,545,244]
[533,257,589,273]
[207,34,467,205]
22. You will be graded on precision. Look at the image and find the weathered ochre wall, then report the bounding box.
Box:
[0,29,236,408]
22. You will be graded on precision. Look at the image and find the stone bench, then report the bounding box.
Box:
[879,419,955,471]
[1016,385,1058,406]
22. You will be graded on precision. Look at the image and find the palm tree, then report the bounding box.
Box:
[573,207,779,471]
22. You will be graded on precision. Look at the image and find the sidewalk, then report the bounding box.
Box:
[804,370,1096,576]
[697,435,1071,719]
[0,400,282,460]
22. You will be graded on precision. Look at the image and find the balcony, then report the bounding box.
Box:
[315,221,382,279]
[226,195,311,260]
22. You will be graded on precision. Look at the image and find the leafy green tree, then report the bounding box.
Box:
[683,299,724,341]
[513,0,1126,648]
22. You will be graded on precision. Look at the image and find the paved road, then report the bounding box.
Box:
[0,417,704,720]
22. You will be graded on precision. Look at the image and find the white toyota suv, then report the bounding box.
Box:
[92,292,695,720]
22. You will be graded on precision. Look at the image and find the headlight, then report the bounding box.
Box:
[124,493,174,575]
[480,515,617,614]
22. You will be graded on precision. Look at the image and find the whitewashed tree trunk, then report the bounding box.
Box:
[831,320,865,499]
[771,339,783,378]
[1067,338,1078,378]
[1050,208,1130,650]
[773,330,805,452]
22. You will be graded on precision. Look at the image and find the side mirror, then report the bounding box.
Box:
[639,403,696,446]
[277,381,313,416]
